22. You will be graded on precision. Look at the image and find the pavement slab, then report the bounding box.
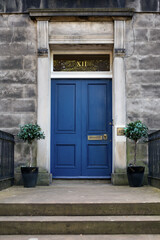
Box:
[0,235,160,240]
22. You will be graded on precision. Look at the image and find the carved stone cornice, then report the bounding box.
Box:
[38,48,48,57]
[114,48,125,57]
[29,8,134,21]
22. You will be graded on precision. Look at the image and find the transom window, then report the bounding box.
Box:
[53,54,110,72]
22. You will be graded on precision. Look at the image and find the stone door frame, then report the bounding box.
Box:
[29,9,134,183]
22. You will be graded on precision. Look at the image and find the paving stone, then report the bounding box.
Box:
[0,183,160,204]
[0,215,160,234]
[0,235,160,240]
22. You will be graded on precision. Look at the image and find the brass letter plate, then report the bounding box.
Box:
[117,128,125,136]
[88,135,103,141]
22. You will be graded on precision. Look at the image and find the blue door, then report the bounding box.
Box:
[51,79,112,178]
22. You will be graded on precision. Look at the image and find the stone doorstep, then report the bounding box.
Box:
[14,171,149,186]
[0,203,160,216]
[0,216,160,234]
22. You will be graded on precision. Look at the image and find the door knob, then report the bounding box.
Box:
[103,134,108,140]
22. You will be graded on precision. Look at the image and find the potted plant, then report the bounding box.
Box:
[124,120,148,187]
[17,123,45,187]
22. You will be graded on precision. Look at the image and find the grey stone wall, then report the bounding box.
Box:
[0,11,159,171]
[0,14,37,166]
[125,13,160,131]
[125,13,160,165]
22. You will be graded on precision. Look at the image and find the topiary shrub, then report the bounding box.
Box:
[124,120,148,166]
[17,124,45,167]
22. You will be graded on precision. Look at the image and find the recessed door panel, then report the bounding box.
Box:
[55,144,76,168]
[88,84,107,132]
[87,144,108,167]
[56,84,76,132]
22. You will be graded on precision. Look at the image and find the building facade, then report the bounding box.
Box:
[0,0,160,184]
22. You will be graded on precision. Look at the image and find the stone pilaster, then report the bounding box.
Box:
[112,20,127,184]
[37,20,50,172]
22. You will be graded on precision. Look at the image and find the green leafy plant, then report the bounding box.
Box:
[124,120,148,166]
[17,124,45,167]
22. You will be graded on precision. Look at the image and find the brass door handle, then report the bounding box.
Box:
[103,134,108,140]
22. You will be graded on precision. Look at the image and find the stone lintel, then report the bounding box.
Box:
[29,8,134,21]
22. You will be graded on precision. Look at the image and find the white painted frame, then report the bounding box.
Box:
[50,49,113,177]
[36,19,127,180]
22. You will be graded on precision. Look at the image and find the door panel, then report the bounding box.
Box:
[51,80,81,176]
[87,144,108,167]
[55,144,76,167]
[82,80,112,177]
[51,79,112,178]
[87,84,107,132]
[56,84,76,132]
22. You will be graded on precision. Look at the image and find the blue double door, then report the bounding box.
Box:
[51,79,112,178]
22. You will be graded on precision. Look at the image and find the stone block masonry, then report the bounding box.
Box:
[125,13,160,131]
[0,14,37,166]
[125,13,160,167]
[0,8,160,178]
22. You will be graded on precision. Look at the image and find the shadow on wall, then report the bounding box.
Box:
[1,0,125,12]
[0,0,159,13]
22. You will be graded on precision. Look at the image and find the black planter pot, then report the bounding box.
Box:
[127,166,145,187]
[21,167,38,188]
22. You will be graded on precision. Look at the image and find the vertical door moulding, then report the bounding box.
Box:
[113,20,126,176]
[37,20,51,171]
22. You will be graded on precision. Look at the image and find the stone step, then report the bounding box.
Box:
[0,235,160,240]
[0,216,160,234]
[0,202,160,216]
